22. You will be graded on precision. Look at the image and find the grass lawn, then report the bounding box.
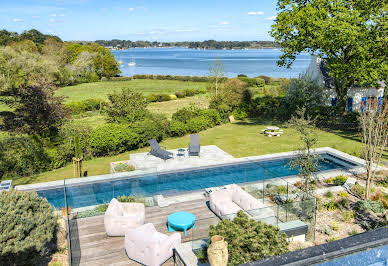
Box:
[14,120,364,186]
[72,95,210,127]
[56,79,207,102]
[148,95,209,119]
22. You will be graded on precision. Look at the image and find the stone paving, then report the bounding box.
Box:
[130,145,235,172]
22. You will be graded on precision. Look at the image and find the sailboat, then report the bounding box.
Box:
[128,57,136,67]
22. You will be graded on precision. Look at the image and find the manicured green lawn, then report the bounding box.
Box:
[14,120,364,186]
[56,79,207,102]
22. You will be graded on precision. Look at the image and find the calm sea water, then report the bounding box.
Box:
[112,48,311,78]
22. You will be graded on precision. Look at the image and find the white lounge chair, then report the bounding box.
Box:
[125,223,181,266]
[104,198,145,236]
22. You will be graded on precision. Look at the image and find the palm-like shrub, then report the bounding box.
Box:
[209,211,288,265]
[0,190,57,265]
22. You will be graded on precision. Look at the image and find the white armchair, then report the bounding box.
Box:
[104,198,145,236]
[125,223,181,266]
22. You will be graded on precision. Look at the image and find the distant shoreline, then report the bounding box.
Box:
[108,47,280,51]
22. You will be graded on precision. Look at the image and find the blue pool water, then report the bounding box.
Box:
[319,245,388,265]
[37,153,356,209]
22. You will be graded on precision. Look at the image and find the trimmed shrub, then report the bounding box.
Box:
[105,88,150,124]
[168,120,188,137]
[175,91,185,98]
[146,94,159,102]
[232,108,248,120]
[333,175,348,186]
[65,98,105,115]
[0,190,57,265]
[209,211,288,265]
[247,96,284,118]
[89,124,140,156]
[157,94,171,102]
[355,200,385,214]
[0,136,51,179]
[172,107,198,123]
[187,116,210,133]
[183,89,196,97]
[130,117,167,148]
[169,94,177,100]
[199,109,221,126]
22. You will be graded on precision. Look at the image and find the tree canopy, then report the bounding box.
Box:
[271,0,387,112]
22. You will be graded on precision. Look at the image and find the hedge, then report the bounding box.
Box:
[0,136,51,179]
[89,124,140,156]
[0,190,57,265]
[199,109,221,126]
[132,74,210,82]
[187,116,210,133]
[130,118,167,147]
[65,98,106,115]
[168,120,188,137]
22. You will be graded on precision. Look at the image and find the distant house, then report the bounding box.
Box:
[306,56,385,112]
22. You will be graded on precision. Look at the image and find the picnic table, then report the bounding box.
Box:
[261,127,283,137]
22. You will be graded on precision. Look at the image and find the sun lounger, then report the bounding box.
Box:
[148,139,173,161]
[188,134,200,157]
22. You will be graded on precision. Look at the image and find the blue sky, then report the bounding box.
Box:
[0,0,279,41]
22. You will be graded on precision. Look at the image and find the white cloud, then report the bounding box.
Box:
[176,29,193,32]
[58,14,65,17]
[49,18,56,22]
[248,11,264,15]
[49,13,57,17]
[128,8,134,12]
[266,16,277,20]
[12,18,22,22]
[135,32,145,35]
[32,15,40,19]
[46,29,53,33]
[220,21,229,25]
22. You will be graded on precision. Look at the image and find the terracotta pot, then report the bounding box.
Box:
[207,235,228,266]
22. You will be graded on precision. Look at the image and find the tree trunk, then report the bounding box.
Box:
[336,91,348,115]
[365,169,371,200]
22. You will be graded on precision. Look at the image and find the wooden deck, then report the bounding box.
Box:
[69,198,219,266]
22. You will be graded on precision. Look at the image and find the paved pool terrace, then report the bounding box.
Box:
[16,146,382,194]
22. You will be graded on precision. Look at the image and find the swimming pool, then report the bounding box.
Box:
[36,152,357,209]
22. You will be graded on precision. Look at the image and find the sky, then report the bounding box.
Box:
[0,0,279,42]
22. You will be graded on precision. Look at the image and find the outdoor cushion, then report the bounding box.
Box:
[125,223,181,266]
[104,198,145,236]
[209,184,275,220]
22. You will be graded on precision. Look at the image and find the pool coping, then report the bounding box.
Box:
[15,147,386,192]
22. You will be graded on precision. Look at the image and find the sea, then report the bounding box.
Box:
[112,48,311,78]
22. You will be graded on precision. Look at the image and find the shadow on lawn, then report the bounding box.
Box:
[234,119,286,127]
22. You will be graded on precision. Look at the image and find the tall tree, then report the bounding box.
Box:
[208,59,225,97]
[360,100,387,200]
[271,0,387,113]
[288,108,319,194]
[0,47,69,136]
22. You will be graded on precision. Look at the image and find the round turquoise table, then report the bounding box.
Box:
[167,212,196,236]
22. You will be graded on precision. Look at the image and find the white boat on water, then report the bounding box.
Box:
[128,57,136,66]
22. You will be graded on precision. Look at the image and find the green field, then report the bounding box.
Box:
[56,79,207,102]
[14,120,364,186]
